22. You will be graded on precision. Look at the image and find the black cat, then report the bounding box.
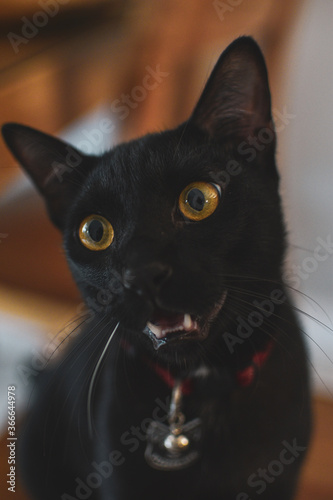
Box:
[2,37,311,500]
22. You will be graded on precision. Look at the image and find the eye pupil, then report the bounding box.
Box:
[79,214,114,251]
[178,182,220,221]
[88,220,104,242]
[187,188,206,211]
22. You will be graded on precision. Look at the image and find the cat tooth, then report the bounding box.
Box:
[147,321,164,339]
[184,314,193,331]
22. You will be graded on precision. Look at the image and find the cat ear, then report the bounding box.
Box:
[191,37,274,143]
[2,123,95,229]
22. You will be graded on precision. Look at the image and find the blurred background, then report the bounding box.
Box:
[0,0,332,498]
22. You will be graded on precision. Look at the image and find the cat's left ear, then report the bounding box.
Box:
[2,123,96,229]
[190,36,274,145]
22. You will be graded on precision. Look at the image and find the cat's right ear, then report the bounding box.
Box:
[2,123,95,229]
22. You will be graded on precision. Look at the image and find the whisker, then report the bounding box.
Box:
[47,313,91,361]
[87,321,120,438]
[214,281,333,396]
[43,316,118,468]
[288,243,315,253]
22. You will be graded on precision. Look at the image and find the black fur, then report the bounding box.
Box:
[2,37,311,500]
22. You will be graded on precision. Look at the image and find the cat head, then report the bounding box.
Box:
[2,37,285,367]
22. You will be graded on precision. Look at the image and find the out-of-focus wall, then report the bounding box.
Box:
[278,0,333,394]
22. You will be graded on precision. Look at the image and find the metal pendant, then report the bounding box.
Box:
[145,381,202,471]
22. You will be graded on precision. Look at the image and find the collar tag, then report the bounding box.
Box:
[145,380,202,471]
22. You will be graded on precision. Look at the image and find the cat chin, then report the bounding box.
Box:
[143,290,227,350]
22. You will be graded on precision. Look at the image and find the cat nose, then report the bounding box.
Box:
[123,263,172,299]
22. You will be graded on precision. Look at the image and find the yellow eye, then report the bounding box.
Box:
[178,182,220,221]
[79,214,114,251]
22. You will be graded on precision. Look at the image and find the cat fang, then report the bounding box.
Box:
[144,291,228,348]
[147,313,197,340]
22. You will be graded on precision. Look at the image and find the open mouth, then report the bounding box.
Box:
[147,311,199,340]
[144,291,227,349]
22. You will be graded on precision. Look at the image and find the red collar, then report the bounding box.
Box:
[121,340,274,392]
[236,340,274,387]
[147,361,194,395]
